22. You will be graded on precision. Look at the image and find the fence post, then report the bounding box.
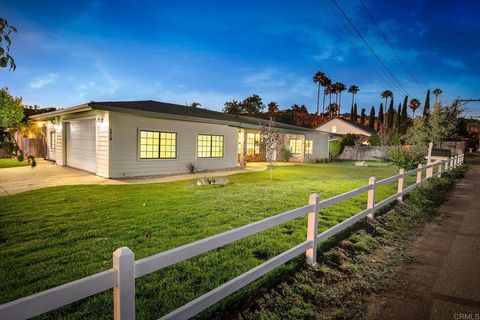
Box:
[426,162,433,179]
[367,177,376,219]
[397,168,405,202]
[445,159,449,172]
[416,163,422,183]
[306,194,320,266]
[113,247,135,320]
[438,161,443,177]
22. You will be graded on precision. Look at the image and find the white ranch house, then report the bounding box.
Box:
[32,100,329,178]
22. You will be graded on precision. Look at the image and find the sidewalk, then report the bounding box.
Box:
[368,153,480,320]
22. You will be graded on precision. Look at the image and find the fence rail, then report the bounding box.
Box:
[0,154,465,320]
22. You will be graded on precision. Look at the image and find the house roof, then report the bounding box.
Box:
[314,117,375,135]
[32,100,327,134]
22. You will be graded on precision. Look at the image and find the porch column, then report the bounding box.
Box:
[242,130,248,168]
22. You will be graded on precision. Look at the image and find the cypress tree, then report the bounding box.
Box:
[368,106,375,129]
[387,98,394,128]
[353,103,358,122]
[360,108,366,125]
[395,103,401,130]
[399,95,409,134]
[423,89,431,119]
[378,103,384,127]
[350,105,354,121]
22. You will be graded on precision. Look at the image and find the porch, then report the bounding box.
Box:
[237,129,312,167]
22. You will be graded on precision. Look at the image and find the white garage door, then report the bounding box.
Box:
[66,119,96,173]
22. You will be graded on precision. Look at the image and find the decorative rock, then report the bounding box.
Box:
[355,161,368,167]
[196,177,230,186]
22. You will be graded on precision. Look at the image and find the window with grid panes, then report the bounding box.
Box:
[139,130,177,159]
[197,134,224,158]
[289,139,304,154]
[305,139,313,154]
[246,132,260,155]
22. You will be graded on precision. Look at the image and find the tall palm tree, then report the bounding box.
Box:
[335,82,346,116]
[267,101,279,121]
[321,77,332,115]
[313,71,326,116]
[380,90,393,123]
[381,90,393,106]
[348,85,359,112]
[432,88,443,104]
[409,98,421,118]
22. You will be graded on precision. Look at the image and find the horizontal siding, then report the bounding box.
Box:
[109,112,239,178]
[46,122,56,161]
[304,132,329,161]
[96,112,110,178]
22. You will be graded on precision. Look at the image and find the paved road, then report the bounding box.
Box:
[368,153,480,320]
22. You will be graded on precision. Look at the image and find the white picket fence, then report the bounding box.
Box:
[0,154,465,320]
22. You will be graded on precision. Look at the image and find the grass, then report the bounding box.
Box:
[0,161,414,319]
[0,158,29,168]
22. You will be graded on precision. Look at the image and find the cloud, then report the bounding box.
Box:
[95,62,120,95]
[29,73,58,89]
[243,69,286,88]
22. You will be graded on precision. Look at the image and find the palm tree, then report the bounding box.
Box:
[432,88,443,104]
[267,102,279,121]
[321,77,332,114]
[380,90,393,124]
[348,85,359,110]
[381,90,393,108]
[325,84,334,115]
[409,98,421,118]
[335,82,346,116]
[313,71,326,116]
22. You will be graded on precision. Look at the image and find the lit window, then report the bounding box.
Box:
[198,134,224,158]
[305,139,313,154]
[139,130,177,159]
[289,139,304,154]
[246,132,260,155]
[332,125,337,133]
[50,131,56,149]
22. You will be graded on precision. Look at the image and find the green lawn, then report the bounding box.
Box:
[0,158,29,168]
[0,161,413,319]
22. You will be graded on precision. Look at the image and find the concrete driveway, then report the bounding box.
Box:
[0,160,271,196]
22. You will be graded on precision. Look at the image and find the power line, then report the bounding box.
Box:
[318,1,401,98]
[358,0,425,94]
[330,0,411,97]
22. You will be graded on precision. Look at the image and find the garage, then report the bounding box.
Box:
[65,119,96,173]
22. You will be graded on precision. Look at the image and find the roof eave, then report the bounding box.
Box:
[30,104,92,120]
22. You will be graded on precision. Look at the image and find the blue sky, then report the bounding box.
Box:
[1,0,479,115]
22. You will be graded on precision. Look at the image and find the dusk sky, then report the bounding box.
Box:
[1,0,479,115]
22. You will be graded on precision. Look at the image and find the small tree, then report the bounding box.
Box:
[259,118,281,180]
[0,87,36,166]
[368,106,375,129]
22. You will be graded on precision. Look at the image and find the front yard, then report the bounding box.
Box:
[0,161,410,319]
[0,158,29,168]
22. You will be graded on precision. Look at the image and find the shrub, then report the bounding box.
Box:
[280,147,292,162]
[341,133,357,146]
[384,147,424,170]
[329,140,344,158]
[186,162,197,173]
[368,133,381,146]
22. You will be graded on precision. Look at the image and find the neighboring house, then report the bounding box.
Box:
[314,117,374,143]
[31,100,330,178]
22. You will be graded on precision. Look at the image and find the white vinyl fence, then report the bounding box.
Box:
[0,154,465,320]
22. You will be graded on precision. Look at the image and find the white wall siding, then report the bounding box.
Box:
[55,116,64,165]
[109,112,239,178]
[45,121,56,161]
[95,111,110,178]
[304,132,329,161]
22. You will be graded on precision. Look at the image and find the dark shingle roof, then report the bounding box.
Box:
[315,116,375,134]
[88,100,316,132]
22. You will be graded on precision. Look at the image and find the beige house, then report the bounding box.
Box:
[314,117,374,139]
[32,100,330,178]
